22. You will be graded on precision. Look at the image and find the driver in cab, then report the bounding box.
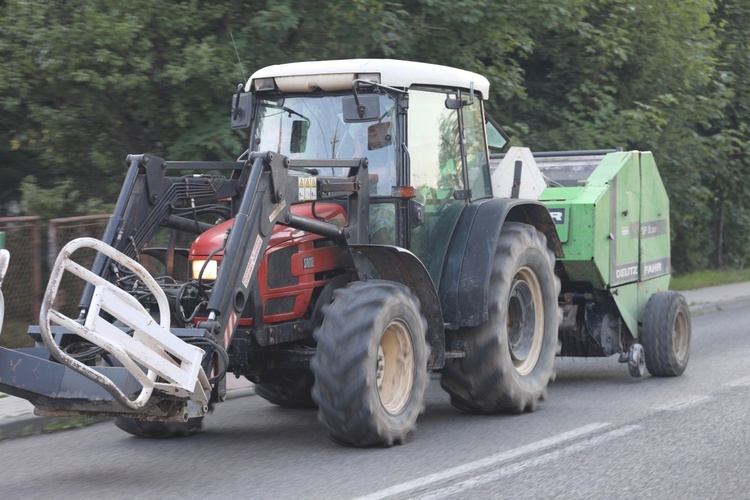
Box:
[353,121,396,196]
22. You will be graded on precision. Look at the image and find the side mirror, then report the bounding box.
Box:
[231,84,253,130]
[343,94,381,123]
[445,97,461,110]
[446,82,476,109]
[291,120,309,153]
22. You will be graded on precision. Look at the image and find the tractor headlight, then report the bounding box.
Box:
[192,259,218,281]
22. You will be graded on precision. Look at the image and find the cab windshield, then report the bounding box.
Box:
[253,94,398,196]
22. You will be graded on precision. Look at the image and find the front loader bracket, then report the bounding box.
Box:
[34,237,211,417]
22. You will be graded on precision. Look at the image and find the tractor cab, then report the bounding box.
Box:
[236,59,508,286]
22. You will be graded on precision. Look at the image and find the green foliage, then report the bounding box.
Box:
[0,0,749,272]
[698,0,750,269]
[20,176,112,220]
[0,0,248,208]
[0,319,33,349]
[495,0,728,272]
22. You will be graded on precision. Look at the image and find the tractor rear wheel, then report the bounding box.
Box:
[642,291,691,376]
[114,416,203,438]
[441,223,560,413]
[255,371,316,409]
[311,280,428,447]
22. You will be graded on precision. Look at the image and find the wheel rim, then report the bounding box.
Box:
[507,266,544,376]
[673,308,689,362]
[377,320,415,414]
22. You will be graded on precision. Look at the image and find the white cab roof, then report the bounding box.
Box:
[248,59,490,99]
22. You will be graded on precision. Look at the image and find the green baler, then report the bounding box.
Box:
[492,148,691,377]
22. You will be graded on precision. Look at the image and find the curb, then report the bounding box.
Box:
[0,383,255,441]
[0,413,101,441]
[686,295,750,317]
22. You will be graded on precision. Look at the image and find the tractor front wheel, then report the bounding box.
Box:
[441,222,560,413]
[311,280,428,447]
[642,291,691,376]
[255,371,316,409]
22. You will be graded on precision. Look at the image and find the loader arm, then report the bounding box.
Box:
[195,153,370,348]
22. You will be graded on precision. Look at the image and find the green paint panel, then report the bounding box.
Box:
[611,282,639,337]
[609,153,641,287]
[638,275,671,313]
[540,151,673,329]
[638,152,671,283]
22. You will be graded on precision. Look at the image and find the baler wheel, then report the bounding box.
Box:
[441,222,560,413]
[311,280,428,447]
[642,291,691,376]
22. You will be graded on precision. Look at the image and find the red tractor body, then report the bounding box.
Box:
[189,202,347,327]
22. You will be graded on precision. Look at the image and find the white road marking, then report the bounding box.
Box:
[355,423,610,500]
[726,376,750,387]
[414,425,642,500]
[657,395,711,412]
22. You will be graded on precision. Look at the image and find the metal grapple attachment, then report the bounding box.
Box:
[0,238,211,421]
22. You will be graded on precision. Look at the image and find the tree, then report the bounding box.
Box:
[494,0,725,272]
[699,0,750,269]
[2,0,748,273]
[0,0,254,216]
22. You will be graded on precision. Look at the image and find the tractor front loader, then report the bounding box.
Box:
[0,151,375,435]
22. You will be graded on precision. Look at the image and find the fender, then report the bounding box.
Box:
[350,245,444,370]
[439,198,563,329]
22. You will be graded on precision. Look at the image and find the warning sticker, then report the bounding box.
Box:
[298,177,317,201]
[242,235,263,288]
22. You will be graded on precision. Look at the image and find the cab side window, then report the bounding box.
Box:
[462,100,492,198]
[407,89,465,284]
[408,90,463,206]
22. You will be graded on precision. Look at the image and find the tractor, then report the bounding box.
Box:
[0,59,689,447]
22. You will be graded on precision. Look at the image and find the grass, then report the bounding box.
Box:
[42,416,101,434]
[671,268,750,291]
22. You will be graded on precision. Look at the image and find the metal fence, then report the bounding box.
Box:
[0,216,42,341]
[0,214,109,347]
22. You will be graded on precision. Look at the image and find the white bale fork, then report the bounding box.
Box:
[40,237,211,415]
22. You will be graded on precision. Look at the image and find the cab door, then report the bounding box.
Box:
[407,88,476,286]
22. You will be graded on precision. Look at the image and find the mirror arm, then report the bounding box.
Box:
[232,83,243,119]
[351,80,367,119]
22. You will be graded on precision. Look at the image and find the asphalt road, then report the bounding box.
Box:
[1,299,748,499]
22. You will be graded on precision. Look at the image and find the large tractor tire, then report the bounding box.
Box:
[311,280,428,447]
[642,291,691,376]
[441,222,560,414]
[115,416,203,438]
[255,372,316,409]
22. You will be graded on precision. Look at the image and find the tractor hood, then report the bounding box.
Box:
[189,202,347,259]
